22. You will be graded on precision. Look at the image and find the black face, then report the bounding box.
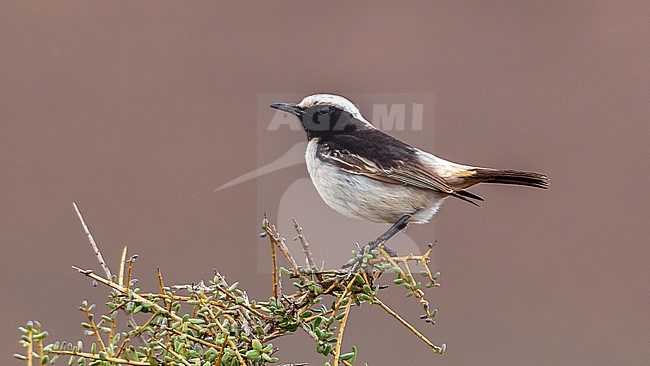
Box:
[270,103,361,140]
[299,105,351,138]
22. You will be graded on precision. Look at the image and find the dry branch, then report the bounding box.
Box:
[17,209,446,366]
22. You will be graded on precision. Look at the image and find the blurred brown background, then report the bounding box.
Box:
[1,1,648,365]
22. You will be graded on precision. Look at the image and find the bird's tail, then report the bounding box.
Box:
[469,168,550,189]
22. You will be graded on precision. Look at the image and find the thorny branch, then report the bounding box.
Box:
[73,202,148,345]
[16,208,446,366]
[293,218,318,271]
[73,202,111,278]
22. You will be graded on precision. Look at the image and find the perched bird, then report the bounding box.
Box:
[270,94,549,241]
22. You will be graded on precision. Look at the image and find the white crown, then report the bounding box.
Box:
[296,94,372,126]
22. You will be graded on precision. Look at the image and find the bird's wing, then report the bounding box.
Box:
[317,140,451,192]
[318,139,482,205]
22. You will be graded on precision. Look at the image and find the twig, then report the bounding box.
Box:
[36,325,44,362]
[156,267,165,295]
[108,307,116,347]
[263,219,307,283]
[377,248,436,318]
[72,203,146,345]
[368,251,430,266]
[125,257,134,292]
[212,282,270,320]
[26,330,33,366]
[268,218,280,299]
[331,276,357,317]
[116,313,158,358]
[50,350,148,366]
[293,218,317,270]
[152,337,192,366]
[197,295,247,366]
[72,267,157,310]
[214,330,229,366]
[73,202,111,278]
[82,307,106,351]
[210,315,247,365]
[118,246,127,286]
[333,295,353,366]
[168,327,221,350]
[263,221,297,268]
[371,297,445,354]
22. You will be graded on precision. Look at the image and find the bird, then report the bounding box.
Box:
[270,94,549,247]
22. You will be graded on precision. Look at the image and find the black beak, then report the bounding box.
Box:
[270,103,303,117]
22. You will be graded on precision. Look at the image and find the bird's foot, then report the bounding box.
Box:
[382,245,399,257]
[342,243,397,271]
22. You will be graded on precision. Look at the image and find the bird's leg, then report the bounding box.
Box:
[365,214,412,253]
[344,214,412,271]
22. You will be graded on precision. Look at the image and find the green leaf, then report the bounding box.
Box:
[33,331,49,340]
[252,339,263,351]
[244,349,260,361]
[323,343,332,355]
[313,316,323,328]
[261,353,278,362]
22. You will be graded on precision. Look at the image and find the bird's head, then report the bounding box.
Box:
[270,94,374,140]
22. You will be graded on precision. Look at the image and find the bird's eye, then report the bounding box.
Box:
[318,106,332,115]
